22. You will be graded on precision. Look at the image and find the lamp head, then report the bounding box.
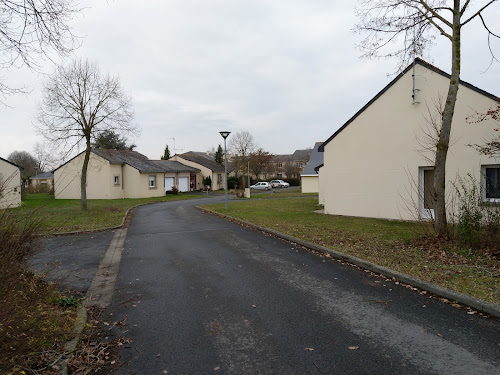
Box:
[219,131,231,139]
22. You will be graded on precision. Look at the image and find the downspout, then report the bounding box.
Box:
[121,164,125,199]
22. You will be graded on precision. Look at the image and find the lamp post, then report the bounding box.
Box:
[219,131,231,210]
[247,155,250,189]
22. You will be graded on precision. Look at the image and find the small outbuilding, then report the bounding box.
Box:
[301,142,324,194]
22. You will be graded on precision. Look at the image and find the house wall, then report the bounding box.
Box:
[318,167,325,205]
[31,178,54,189]
[55,152,112,199]
[301,175,319,193]
[322,64,499,221]
[171,156,224,190]
[0,160,22,209]
[55,152,165,199]
[164,171,193,192]
[122,165,164,198]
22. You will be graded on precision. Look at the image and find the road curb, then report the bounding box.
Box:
[198,206,500,320]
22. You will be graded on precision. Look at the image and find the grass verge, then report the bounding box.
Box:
[201,197,500,305]
[10,193,202,234]
[0,210,78,374]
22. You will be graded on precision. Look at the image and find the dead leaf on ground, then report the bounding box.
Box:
[348,346,360,350]
[304,347,315,351]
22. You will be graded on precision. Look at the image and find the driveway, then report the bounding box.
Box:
[102,198,500,375]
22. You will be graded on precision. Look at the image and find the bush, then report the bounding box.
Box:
[202,176,212,189]
[454,174,500,250]
[0,210,41,277]
[227,176,240,190]
[166,186,179,195]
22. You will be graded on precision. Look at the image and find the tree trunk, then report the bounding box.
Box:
[434,2,461,237]
[81,138,91,210]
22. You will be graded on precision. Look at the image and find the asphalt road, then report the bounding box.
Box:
[104,197,500,375]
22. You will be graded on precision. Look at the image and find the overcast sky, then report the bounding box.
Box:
[1,0,499,162]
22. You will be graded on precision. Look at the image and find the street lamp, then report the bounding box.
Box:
[219,131,231,210]
[247,155,250,191]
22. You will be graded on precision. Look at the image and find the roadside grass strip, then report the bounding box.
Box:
[10,193,202,234]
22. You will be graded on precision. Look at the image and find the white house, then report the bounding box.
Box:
[0,157,23,209]
[319,58,500,221]
[54,149,201,199]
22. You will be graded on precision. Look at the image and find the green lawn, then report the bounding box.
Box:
[201,197,500,305]
[10,193,201,234]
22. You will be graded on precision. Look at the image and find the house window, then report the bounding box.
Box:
[419,167,435,220]
[277,173,282,179]
[482,165,500,202]
[217,174,222,183]
[277,163,283,168]
[149,175,156,188]
[114,175,120,185]
[296,162,303,168]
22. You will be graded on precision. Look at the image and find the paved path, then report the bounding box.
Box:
[102,198,500,375]
[29,231,115,296]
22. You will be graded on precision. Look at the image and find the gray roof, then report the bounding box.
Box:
[31,172,54,179]
[292,149,312,161]
[177,152,225,172]
[151,160,200,173]
[92,149,165,173]
[301,142,324,176]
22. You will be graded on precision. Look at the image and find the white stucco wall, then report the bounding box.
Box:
[0,159,22,209]
[170,156,225,190]
[322,64,499,221]
[55,152,165,199]
[55,152,113,199]
[301,175,319,193]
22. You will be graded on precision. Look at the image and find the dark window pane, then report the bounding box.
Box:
[423,169,435,209]
[486,168,500,199]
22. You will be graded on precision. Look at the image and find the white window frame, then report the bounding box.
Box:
[419,166,435,220]
[114,175,120,185]
[149,175,156,188]
[481,165,500,203]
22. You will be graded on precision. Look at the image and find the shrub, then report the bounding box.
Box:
[227,176,240,190]
[0,210,41,278]
[202,175,212,189]
[453,174,500,250]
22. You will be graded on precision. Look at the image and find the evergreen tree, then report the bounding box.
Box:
[92,129,135,150]
[161,145,171,160]
[214,144,224,164]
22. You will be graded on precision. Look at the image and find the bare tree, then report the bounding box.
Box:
[355,0,499,237]
[250,149,274,180]
[283,156,300,179]
[467,103,500,156]
[229,130,256,176]
[0,0,80,102]
[36,58,136,210]
[33,142,60,172]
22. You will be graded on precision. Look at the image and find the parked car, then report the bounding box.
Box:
[250,182,272,190]
[270,179,290,188]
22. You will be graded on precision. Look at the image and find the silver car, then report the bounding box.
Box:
[250,182,272,190]
[270,180,290,188]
